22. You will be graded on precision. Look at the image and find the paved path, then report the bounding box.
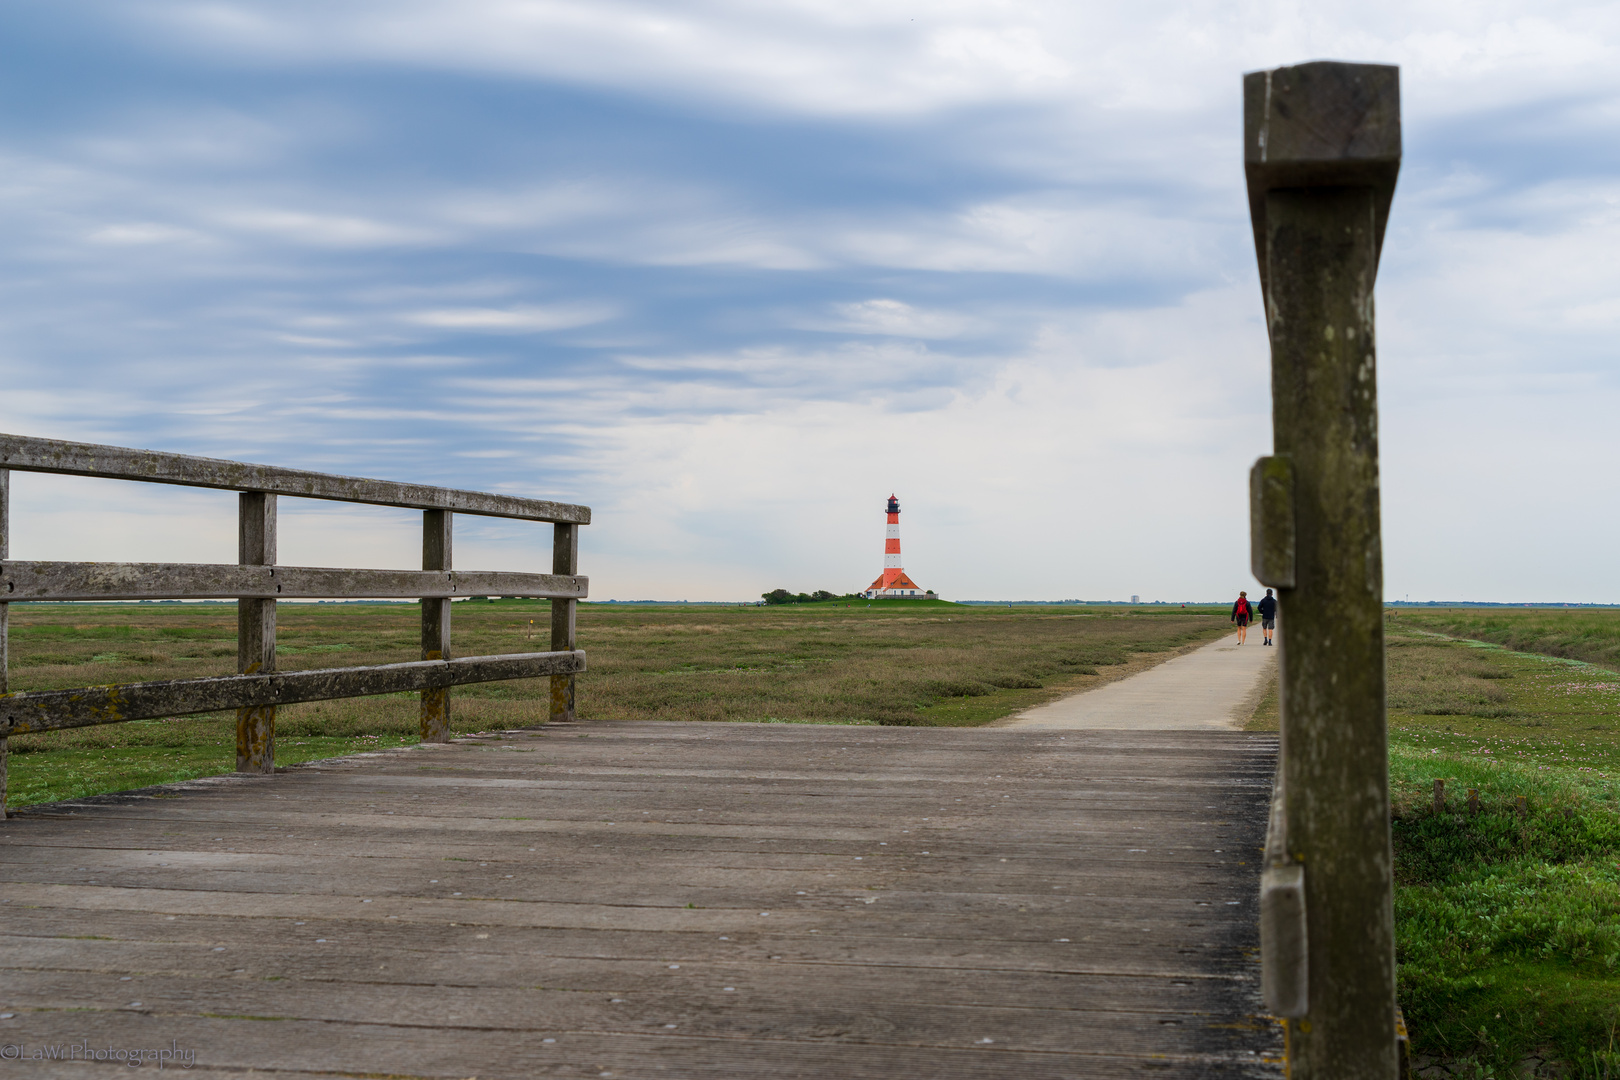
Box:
[1005,632,1277,730]
[1,721,1283,1078]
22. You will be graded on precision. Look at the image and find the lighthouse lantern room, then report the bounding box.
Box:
[863,495,933,599]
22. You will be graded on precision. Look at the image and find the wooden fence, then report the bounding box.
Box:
[0,433,589,812]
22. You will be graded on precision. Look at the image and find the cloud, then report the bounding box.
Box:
[212,207,442,248]
[0,1,1617,602]
[571,288,1270,601]
[87,222,209,246]
[404,304,616,332]
[821,298,984,339]
[120,1,1620,125]
[130,0,1092,116]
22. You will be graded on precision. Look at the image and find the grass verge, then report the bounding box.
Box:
[1249,615,1620,1074]
[5,721,419,807]
[1386,626,1620,1074]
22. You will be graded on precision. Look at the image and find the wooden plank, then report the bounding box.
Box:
[0,930,1249,1009]
[420,509,452,743]
[0,893,1262,963]
[0,650,586,736]
[0,724,1281,1076]
[0,881,1261,958]
[0,431,590,524]
[236,492,277,775]
[0,560,587,601]
[550,522,578,723]
[0,1010,1266,1080]
[0,967,1274,1058]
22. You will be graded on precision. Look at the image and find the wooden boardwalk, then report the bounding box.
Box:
[1,722,1284,1078]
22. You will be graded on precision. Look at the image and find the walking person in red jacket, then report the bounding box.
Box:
[1231,591,1253,645]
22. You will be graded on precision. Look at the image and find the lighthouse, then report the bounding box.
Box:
[863,495,931,599]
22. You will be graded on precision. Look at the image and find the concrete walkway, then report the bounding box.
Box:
[1003,632,1277,731]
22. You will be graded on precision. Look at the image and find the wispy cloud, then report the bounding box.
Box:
[820,298,985,339]
[404,304,616,332]
[212,207,443,248]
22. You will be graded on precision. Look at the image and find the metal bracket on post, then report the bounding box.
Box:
[550,523,578,723]
[1245,60,1402,1077]
[236,492,277,774]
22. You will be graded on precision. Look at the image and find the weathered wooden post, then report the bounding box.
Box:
[1247,61,1401,1077]
[0,468,9,813]
[237,492,277,773]
[420,510,453,741]
[550,523,578,722]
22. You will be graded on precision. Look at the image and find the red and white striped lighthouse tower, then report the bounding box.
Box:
[864,494,930,598]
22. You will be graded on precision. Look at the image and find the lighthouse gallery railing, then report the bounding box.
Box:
[0,432,588,812]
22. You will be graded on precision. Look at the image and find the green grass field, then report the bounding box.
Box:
[2,599,1229,809]
[1387,629,1620,1074]
[1252,609,1620,1074]
[1394,607,1620,671]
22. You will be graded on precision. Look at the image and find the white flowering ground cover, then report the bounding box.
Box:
[1374,628,1616,1074]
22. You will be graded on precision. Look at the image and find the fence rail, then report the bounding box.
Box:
[0,561,584,602]
[0,433,589,813]
[0,650,586,737]
[0,433,590,524]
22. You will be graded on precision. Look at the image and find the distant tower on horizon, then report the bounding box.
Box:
[863,494,932,599]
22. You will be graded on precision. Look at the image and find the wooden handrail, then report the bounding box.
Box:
[0,561,586,602]
[0,650,586,737]
[0,433,590,524]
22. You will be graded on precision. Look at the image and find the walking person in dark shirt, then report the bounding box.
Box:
[1256,588,1278,646]
[1231,590,1252,645]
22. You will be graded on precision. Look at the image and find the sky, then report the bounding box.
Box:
[1,1,1617,603]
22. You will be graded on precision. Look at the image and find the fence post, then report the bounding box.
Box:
[550,523,578,723]
[1,468,9,814]
[420,510,453,742]
[237,492,277,773]
[1245,61,1401,1077]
